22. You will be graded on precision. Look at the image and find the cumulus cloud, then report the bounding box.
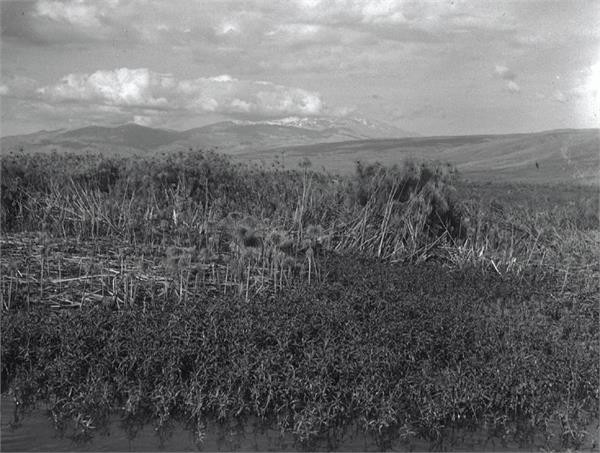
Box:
[34,67,324,119]
[289,0,515,43]
[265,23,339,48]
[35,0,103,28]
[290,0,444,43]
[493,64,521,93]
[36,68,173,107]
[506,81,521,93]
[494,65,516,81]
[294,0,436,26]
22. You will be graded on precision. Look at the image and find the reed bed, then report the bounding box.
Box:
[0,230,320,312]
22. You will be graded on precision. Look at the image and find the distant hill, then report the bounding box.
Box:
[239,128,600,185]
[1,121,597,184]
[0,116,411,156]
[60,124,182,149]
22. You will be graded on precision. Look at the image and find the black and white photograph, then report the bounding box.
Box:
[0,0,598,451]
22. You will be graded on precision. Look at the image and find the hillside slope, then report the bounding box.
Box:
[238,129,599,184]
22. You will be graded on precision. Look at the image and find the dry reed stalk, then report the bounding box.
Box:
[245,265,250,302]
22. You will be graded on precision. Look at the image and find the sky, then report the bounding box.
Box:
[0,0,599,137]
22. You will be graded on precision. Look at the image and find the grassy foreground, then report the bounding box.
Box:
[1,150,598,450]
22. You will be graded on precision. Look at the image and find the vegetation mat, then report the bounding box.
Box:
[2,248,598,450]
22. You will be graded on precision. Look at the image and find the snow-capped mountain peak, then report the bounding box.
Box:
[231,116,411,139]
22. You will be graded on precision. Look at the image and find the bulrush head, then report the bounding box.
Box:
[163,245,197,271]
[304,224,327,253]
[235,224,261,248]
[242,233,261,248]
[305,224,323,239]
[278,239,295,255]
[197,247,213,263]
[268,230,284,246]
[235,225,250,242]
[165,245,180,259]
[227,211,244,223]
[241,215,258,229]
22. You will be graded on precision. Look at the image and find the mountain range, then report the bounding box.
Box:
[1,117,598,184]
[0,116,411,155]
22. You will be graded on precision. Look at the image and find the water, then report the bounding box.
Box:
[2,396,598,451]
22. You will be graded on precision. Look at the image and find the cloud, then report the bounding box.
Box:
[295,0,407,25]
[0,75,40,97]
[290,0,443,43]
[4,0,270,46]
[290,0,517,44]
[493,64,521,93]
[551,90,567,103]
[2,0,168,43]
[574,62,599,99]
[264,23,343,49]
[506,81,521,93]
[133,114,162,127]
[10,0,474,47]
[33,67,325,119]
[291,0,483,28]
[36,68,173,107]
[494,65,516,81]
[547,62,599,104]
[35,0,102,28]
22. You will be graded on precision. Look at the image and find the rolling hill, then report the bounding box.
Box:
[1,121,597,184]
[239,128,600,184]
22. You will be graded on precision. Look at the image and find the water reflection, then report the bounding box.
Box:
[1,397,597,451]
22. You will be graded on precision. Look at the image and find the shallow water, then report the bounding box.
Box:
[1,396,598,452]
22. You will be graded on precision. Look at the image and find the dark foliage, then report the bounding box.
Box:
[2,257,597,449]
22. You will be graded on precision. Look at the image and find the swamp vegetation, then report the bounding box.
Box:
[1,150,598,450]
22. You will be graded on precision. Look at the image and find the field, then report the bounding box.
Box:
[1,150,599,450]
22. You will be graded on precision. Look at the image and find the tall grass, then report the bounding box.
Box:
[3,150,596,271]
